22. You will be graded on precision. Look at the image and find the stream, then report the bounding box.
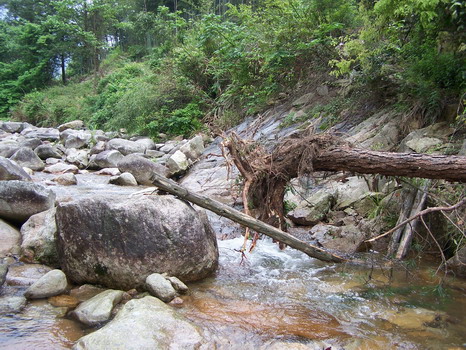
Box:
[1,173,465,349]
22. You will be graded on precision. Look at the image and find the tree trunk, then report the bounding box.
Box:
[61,54,66,85]
[150,172,346,263]
[313,147,466,183]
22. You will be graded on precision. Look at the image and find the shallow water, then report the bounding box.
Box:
[2,172,465,349]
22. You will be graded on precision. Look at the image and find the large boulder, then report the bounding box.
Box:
[91,150,124,169]
[66,148,89,168]
[9,147,45,171]
[0,142,21,158]
[0,219,21,257]
[0,121,24,134]
[56,194,218,289]
[58,120,84,132]
[106,138,146,156]
[20,208,59,266]
[34,144,63,160]
[179,135,204,161]
[167,150,189,176]
[72,289,125,326]
[0,156,32,181]
[73,296,204,350]
[109,172,137,186]
[118,154,168,185]
[44,162,79,174]
[19,138,42,150]
[287,190,334,226]
[24,269,68,299]
[0,180,56,223]
[61,130,92,149]
[21,127,59,141]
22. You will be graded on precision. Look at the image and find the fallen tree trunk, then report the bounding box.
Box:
[313,147,466,183]
[150,172,346,263]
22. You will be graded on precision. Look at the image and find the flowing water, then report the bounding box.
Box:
[1,173,465,349]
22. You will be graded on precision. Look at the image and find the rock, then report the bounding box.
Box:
[66,148,89,168]
[106,138,146,156]
[0,143,21,158]
[73,296,203,350]
[92,150,124,169]
[406,137,443,153]
[10,147,45,171]
[159,141,179,154]
[56,194,218,289]
[334,176,370,209]
[287,190,334,225]
[310,223,370,254]
[0,219,21,257]
[44,162,79,174]
[72,289,125,326]
[21,127,59,141]
[446,246,466,277]
[118,154,168,185]
[61,130,92,149]
[0,156,32,181]
[48,294,80,308]
[0,180,56,223]
[53,173,78,186]
[90,141,106,155]
[0,121,23,133]
[20,208,59,266]
[34,144,63,160]
[58,120,84,132]
[383,307,447,330]
[145,149,165,158]
[0,296,27,314]
[292,92,315,107]
[24,269,68,299]
[398,122,454,153]
[167,276,189,294]
[46,157,61,165]
[70,284,107,302]
[109,172,137,186]
[179,135,204,161]
[316,85,329,96]
[0,263,7,287]
[95,168,120,176]
[167,150,189,176]
[19,138,42,150]
[145,273,176,302]
[134,138,156,150]
[6,263,52,286]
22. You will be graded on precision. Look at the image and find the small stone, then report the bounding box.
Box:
[0,296,27,314]
[109,172,137,186]
[167,276,189,294]
[145,273,176,302]
[72,289,125,326]
[48,294,80,308]
[24,269,68,299]
[53,173,78,186]
[168,296,184,307]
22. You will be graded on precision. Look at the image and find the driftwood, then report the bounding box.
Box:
[150,172,346,263]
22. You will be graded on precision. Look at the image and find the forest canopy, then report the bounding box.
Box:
[0,0,464,137]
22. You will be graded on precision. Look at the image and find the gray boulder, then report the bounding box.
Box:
[10,147,45,171]
[310,223,370,254]
[24,269,68,299]
[107,138,146,156]
[0,121,23,133]
[90,141,106,155]
[0,296,27,314]
[287,190,334,226]
[73,296,203,350]
[72,289,125,326]
[109,172,137,186]
[44,162,79,174]
[58,120,84,132]
[20,208,59,266]
[447,246,466,277]
[0,263,7,287]
[66,149,89,168]
[34,144,63,160]
[0,180,56,223]
[92,150,124,169]
[0,143,21,158]
[118,154,168,185]
[56,194,218,289]
[0,156,32,181]
[61,130,92,149]
[53,173,78,186]
[134,137,156,151]
[21,127,59,141]
[179,135,204,161]
[0,219,21,257]
[20,137,42,150]
[167,150,189,176]
[145,273,176,302]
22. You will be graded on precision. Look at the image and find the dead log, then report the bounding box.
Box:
[150,172,346,263]
[313,147,466,183]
